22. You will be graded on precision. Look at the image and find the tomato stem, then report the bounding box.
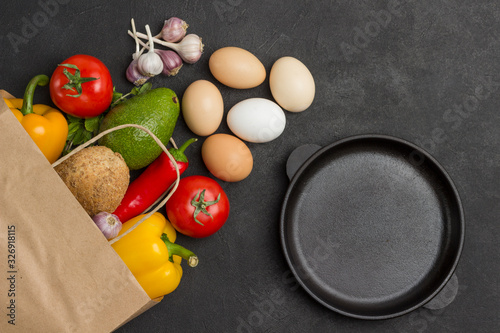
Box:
[20,74,49,116]
[58,63,99,98]
[160,233,198,267]
[191,189,221,226]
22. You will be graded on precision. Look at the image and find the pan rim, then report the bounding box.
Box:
[279,133,465,320]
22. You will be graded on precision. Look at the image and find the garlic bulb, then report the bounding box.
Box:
[92,212,122,240]
[133,31,204,64]
[127,58,150,86]
[155,50,183,76]
[127,18,150,85]
[160,17,188,42]
[137,25,164,77]
[171,34,204,64]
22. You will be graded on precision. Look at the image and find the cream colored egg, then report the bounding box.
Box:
[269,56,315,112]
[202,134,253,182]
[182,80,224,136]
[209,47,266,89]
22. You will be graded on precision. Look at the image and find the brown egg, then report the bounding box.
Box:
[202,134,253,182]
[182,80,224,136]
[209,47,266,89]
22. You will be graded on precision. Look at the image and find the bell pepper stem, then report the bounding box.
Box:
[161,233,199,267]
[20,74,50,116]
[168,138,197,163]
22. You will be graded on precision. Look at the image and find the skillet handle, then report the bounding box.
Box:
[423,273,459,310]
[286,144,322,181]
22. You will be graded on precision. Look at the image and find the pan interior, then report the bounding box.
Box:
[281,137,463,319]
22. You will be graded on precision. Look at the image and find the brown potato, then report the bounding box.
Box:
[55,146,130,217]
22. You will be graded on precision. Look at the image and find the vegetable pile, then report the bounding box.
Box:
[2,14,315,300]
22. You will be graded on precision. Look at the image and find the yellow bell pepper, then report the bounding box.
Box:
[4,75,68,164]
[111,212,198,299]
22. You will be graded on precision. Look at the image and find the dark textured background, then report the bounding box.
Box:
[1,0,499,332]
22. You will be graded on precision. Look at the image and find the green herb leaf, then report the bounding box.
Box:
[112,87,123,104]
[130,82,152,96]
[63,106,106,155]
[138,82,152,95]
[130,86,140,96]
[84,116,101,132]
[83,131,93,142]
[110,82,154,109]
[72,130,85,145]
[66,114,82,123]
[67,122,82,137]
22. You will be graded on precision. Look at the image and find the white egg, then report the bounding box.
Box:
[227,98,286,143]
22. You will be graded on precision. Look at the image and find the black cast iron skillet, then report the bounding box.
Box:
[280,134,464,320]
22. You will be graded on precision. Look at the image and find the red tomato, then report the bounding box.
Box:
[49,54,113,118]
[166,175,230,238]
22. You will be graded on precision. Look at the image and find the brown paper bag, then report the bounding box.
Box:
[0,90,159,332]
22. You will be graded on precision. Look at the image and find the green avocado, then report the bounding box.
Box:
[98,88,180,170]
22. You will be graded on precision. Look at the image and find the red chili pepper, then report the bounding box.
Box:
[113,138,197,223]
